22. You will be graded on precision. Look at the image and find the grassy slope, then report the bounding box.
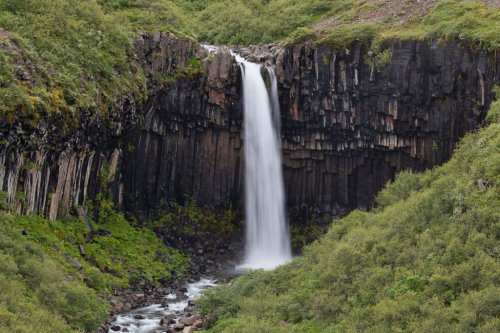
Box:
[0,208,190,332]
[0,0,191,129]
[198,92,500,332]
[185,0,499,50]
[0,213,107,332]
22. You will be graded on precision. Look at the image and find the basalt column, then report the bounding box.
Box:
[274,41,499,215]
[118,47,244,216]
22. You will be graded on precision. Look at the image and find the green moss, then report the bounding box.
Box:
[386,0,500,52]
[373,48,392,72]
[150,199,240,241]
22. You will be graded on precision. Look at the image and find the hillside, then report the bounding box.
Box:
[198,92,500,332]
[0,1,498,127]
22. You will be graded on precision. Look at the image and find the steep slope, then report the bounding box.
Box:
[198,92,500,332]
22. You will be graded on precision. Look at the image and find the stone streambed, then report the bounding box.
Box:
[108,278,216,333]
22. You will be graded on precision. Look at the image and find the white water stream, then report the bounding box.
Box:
[110,278,216,333]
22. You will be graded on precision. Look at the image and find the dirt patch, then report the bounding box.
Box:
[0,28,13,39]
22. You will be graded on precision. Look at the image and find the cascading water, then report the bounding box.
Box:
[235,54,292,270]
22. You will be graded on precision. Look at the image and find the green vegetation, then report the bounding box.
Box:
[380,1,500,51]
[11,211,189,291]
[0,1,498,125]
[149,199,240,241]
[183,0,344,45]
[0,193,190,331]
[198,92,500,332]
[0,212,108,332]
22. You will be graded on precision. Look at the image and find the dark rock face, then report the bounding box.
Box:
[0,35,498,221]
[274,41,499,214]
[117,46,243,214]
[0,33,243,219]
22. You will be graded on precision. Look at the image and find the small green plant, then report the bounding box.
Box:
[485,86,500,124]
[387,274,426,298]
[374,49,392,72]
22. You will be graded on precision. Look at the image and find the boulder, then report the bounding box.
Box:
[180,315,200,326]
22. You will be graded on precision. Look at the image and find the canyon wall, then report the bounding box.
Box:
[117,41,243,216]
[0,34,498,221]
[0,32,242,220]
[274,41,499,215]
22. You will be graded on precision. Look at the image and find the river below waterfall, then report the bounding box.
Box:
[108,278,217,333]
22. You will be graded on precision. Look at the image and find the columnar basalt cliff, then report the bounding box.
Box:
[0,34,498,222]
[0,32,242,220]
[273,41,499,215]
[118,40,243,216]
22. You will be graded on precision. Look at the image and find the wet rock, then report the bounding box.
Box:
[174,322,185,330]
[123,302,132,312]
[110,326,121,331]
[180,315,200,326]
[166,314,177,324]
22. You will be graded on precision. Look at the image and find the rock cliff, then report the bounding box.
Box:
[274,41,499,215]
[0,34,498,222]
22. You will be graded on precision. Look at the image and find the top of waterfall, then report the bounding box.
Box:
[201,44,268,66]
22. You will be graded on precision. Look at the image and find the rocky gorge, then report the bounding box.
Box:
[1,32,498,226]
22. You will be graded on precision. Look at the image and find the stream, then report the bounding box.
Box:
[109,278,217,333]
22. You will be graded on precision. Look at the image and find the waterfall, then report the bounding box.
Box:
[236,55,292,270]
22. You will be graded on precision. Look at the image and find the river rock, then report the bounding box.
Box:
[123,302,132,312]
[174,322,185,330]
[180,314,200,326]
[182,326,196,333]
